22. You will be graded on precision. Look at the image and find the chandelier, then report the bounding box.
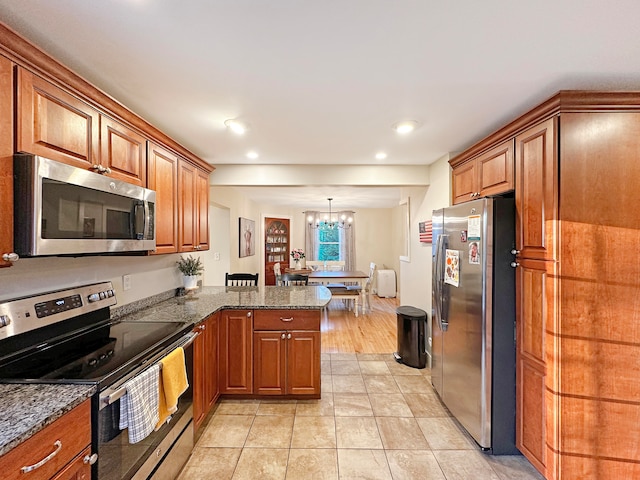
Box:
[307,198,353,229]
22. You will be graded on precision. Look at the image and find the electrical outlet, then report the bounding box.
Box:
[123,274,132,291]
[214,252,220,261]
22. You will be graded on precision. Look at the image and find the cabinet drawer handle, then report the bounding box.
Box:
[21,440,62,473]
[280,317,293,322]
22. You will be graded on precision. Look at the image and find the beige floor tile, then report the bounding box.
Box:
[291,416,337,448]
[484,455,545,480]
[416,417,475,450]
[333,393,373,416]
[331,360,361,375]
[286,449,339,480]
[215,399,261,415]
[245,415,294,448]
[385,360,423,376]
[393,375,433,394]
[257,401,297,416]
[356,353,391,361]
[385,450,446,480]
[232,448,288,480]
[321,353,331,361]
[330,352,358,362]
[337,449,392,480]
[332,374,366,393]
[358,361,391,375]
[335,417,383,449]
[376,417,429,449]
[197,415,254,447]
[178,447,241,480]
[363,375,401,394]
[403,392,450,417]
[322,358,332,372]
[433,450,501,479]
[322,375,333,393]
[296,393,335,416]
[369,393,413,417]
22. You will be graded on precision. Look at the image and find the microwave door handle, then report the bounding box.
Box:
[132,201,144,239]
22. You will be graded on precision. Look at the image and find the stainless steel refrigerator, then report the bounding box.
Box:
[431,197,518,454]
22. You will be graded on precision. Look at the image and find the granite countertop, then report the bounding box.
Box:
[114,285,332,325]
[0,383,96,456]
[0,285,330,458]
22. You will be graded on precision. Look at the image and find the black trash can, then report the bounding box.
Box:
[393,306,427,368]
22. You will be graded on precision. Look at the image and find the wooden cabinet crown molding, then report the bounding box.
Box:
[0,21,213,174]
[449,90,640,168]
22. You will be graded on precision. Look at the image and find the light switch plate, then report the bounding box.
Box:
[214,252,220,261]
[123,274,132,291]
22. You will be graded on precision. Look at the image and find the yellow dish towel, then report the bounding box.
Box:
[155,346,188,430]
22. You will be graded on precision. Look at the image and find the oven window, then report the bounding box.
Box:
[42,179,136,240]
[97,343,194,480]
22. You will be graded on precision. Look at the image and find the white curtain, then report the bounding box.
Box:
[338,211,356,270]
[304,211,319,260]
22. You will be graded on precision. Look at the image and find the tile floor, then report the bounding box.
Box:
[178,353,544,479]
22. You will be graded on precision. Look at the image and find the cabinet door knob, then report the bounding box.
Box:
[510,249,520,255]
[281,333,286,339]
[83,453,98,465]
[247,311,252,318]
[2,253,19,262]
[287,333,292,339]
[510,262,520,268]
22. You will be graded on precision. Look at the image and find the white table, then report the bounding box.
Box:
[308,270,369,316]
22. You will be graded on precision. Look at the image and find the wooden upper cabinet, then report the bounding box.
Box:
[196,168,210,251]
[178,158,209,252]
[515,117,558,261]
[16,67,99,168]
[148,142,178,254]
[100,115,146,186]
[452,140,514,205]
[178,159,196,252]
[0,55,14,268]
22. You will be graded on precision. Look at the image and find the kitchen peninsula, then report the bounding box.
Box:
[0,285,331,476]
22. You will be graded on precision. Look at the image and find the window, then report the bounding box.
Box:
[317,224,340,261]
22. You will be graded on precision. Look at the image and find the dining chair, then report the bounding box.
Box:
[305,260,324,271]
[225,272,259,286]
[324,260,345,271]
[279,273,309,286]
[346,262,377,314]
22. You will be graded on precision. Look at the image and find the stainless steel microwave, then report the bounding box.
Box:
[14,155,156,257]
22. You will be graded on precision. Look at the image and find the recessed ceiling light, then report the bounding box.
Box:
[224,119,248,135]
[375,152,387,160]
[246,150,259,159]
[392,120,419,135]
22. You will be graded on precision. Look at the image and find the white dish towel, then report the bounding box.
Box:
[119,364,160,443]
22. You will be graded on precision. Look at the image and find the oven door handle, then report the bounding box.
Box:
[101,330,200,407]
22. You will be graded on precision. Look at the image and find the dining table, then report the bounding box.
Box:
[308,270,369,316]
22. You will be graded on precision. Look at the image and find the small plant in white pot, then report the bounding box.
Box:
[177,255,204,290]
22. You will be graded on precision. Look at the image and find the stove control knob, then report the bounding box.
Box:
[99,292,106,300]
[88,293,100,303]
[0,315,10,327]
[88,358,98,366]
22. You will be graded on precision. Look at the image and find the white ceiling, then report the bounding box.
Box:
[2,1,640,207]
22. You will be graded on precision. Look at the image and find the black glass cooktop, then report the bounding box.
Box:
[0,320,190,386]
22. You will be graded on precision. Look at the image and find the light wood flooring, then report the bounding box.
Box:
[321,295,399,354]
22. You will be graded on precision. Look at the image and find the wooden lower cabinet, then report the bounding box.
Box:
[0,400,92,480]
[219,310,254,395]
[193,313,219,431]
[254,330,321,396]
[51,447,91,480]
[253,309,321,397]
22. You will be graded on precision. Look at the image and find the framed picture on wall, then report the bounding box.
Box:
[239,217,255,257]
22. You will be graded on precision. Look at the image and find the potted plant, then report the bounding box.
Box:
[290,248,306,269]
[177,255,204,290]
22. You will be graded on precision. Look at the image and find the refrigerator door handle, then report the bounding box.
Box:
[434,234,448,331]
[439,234,449,331]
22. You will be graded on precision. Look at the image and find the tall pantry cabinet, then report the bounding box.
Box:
[450,92,640,480]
